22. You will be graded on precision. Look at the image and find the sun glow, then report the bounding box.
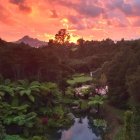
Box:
[69,33,80,43]
[61,18,69,23]
[61,18,69,29]
[29,6,39,18]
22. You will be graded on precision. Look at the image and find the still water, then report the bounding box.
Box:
[61,117,101,140]
[49,116,102,140]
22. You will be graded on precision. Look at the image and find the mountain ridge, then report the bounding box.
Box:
[15,35,48,47]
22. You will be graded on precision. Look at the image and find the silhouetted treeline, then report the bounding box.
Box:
[0,38,140,83]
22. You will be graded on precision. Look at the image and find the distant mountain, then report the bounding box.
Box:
[16,35,48,47]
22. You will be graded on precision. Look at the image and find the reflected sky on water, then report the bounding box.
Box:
[60,117,101,140]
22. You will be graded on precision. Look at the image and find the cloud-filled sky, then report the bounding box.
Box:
[0,0,140,42]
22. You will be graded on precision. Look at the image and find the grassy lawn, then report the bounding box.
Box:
[67,73,92,86]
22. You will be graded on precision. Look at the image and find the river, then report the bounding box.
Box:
[48,84,107,140]
[60,117,101,140]
[49,115,102,140]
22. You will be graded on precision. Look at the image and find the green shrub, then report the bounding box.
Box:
[31,136,46,140]
[4,135,24,140]
[123,111,133,140]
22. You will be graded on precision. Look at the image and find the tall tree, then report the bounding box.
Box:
[55,29,70,44]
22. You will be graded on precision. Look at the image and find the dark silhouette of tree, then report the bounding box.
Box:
[55,29,70,44]
[77,38,85,47]
[48,39,54,47]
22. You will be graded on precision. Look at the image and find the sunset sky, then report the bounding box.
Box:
[0,0,140,42]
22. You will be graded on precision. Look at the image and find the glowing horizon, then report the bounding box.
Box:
[1,0,140,43]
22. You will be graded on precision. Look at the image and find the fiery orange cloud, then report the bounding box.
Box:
[0,0,140,42]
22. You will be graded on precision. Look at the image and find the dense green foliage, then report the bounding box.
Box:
[4,135,24,140]
[88,95,106,114]
[0,37,140,139]
[124,111,133,140]
[0,38,119,82]
[103,45,140,108]
[0,78,73,139]
[100,41,140,139]
[67,74,92,87]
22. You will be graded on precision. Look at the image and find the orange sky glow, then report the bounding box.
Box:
[0,0,140,43]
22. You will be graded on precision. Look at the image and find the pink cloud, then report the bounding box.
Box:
[0,0,140,42]
[9,0,32,13]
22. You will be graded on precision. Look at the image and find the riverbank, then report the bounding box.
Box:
[102,103,124,140]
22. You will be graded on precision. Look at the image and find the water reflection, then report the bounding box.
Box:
[60,117,101,140]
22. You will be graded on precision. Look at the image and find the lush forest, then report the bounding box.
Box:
[0,33,140,140]
[0,37,118,81]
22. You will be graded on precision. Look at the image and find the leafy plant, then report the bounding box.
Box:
[3,112,37,127]
[65,87,75,97]
[123,111,133,140]
[67,74,92,86]
[31,136,46,140]
[88,95,105,113]
[4,135,24,140]
[39,82,61,105]
[16,80,40,102]
[53,105,64,118]
[93,119,107,128]
[0,80,15,98]
[0,101,36,128]
[0,102,29,118]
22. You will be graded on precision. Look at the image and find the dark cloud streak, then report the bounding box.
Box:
[10,0,25,4]
[9,0,32,13]
[48,0,103,17]
[50,10,58,18]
